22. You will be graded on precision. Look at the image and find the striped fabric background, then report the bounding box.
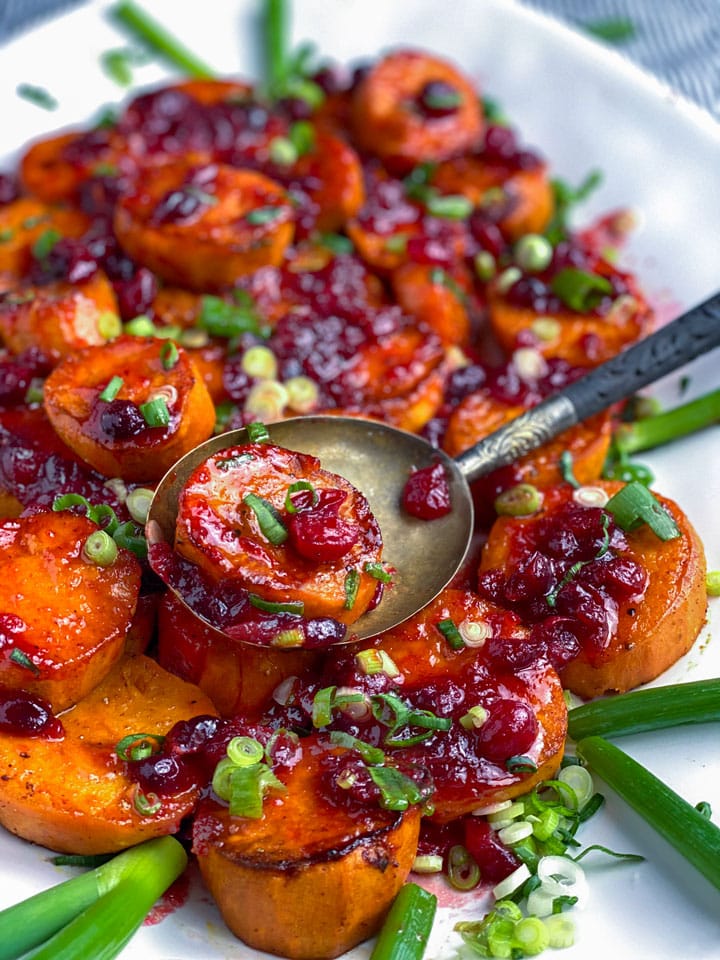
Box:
[1,0,719,120]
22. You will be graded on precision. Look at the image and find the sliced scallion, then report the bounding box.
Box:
[243,493,288,545]
[110,0,216,78]
[139,396,170,428]
[344,569,360,610]
[369,883,437,960]
[550,267,612,312]
[248,593,303,615]
[99,376,124,402]
[604,481,681,540]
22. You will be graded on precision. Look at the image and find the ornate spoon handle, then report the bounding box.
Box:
[455,290,720,483]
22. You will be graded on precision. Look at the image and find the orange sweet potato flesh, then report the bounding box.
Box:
[0,654,217,855]
[114,161,294,290]
[0,198,89,278]
[480,482,707,698]
[175,442,383,624]
[324,588,567,822]
[392,261,473,346]
[20,128,125,204]
[193,733,421,960]
[0,272,119,362]
[157,592,322,718]
[487,281,653,367]
[352,49,483,168]
[0,510,141,712]
[443,392,612,489]
[291,130,365,233]
[43,334,216,481]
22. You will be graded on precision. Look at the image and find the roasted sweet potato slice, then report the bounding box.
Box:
[487,274,653,367]
[323,588,567,822]
[0,654,217,854]
[284,130,365,234]
[43,334,215,481]
[20,128,127,204]
[0,272,119,362]
[352,49,483,168]
[391,261,474,345]
[479,481,707,698]
[114,160,294,290]
[431,156,554,239]
[0,198,89,278]
[0,510,140,711]
[175,441,383,625]
[443,392,612,489]
[193,732,422,960]
[157,592,322,718]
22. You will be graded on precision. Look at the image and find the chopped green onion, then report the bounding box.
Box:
[0,836,186,960]
[244,494,288,545]
[132,788,162,816]
[214,453,254,471]
[99,376,124,402]
[32,228,62,261]
[513,916,550,955]
[567,678,720,741]
[226,736,264,767]
[246,206,283,225]
[312,686,337,728]
[316,232,354,255]
[125,487,154,525]
[17,83,58,110]
[9,648,39,675]
[583,17,636,43]
[363,562,393,583]
[367,766,425,811]
[329,730,385,765]
[613,386,720,457]
[115,733,164,762]
[547,513,610,607]
[550,267,613,313]
[369,883,437,960]
[82,530,118,567]
[506,755,538,774]
[514,234,553,273]
[577,735,720,891]
[344,569,360,610]
[356,648,401,678]
[246,421,270,443]
[447,845,481,890]
[269,136,298,166]
[289,120,315,155]
[110,0,216,78]
[198,294,264,339]
[284,480,318,513]
[436,617,465,650]
[425,193,473,220]
[111,521,147,559]
[545,170,602,246]
[139,396,170,428]
[159,341,179,370]
[604,480,681,540]
[707,571,720,596]
[559,450,580,488]
[248,593,303,616]
[494,483,542,517]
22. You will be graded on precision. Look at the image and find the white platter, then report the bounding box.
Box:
[1,2,719,959]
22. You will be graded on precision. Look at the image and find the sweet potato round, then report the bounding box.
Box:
[0,654,218,854]
[43,334,215,481]
[193,734,421,960]
[0,510,140,711]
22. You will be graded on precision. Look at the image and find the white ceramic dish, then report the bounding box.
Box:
[1,2,719,958]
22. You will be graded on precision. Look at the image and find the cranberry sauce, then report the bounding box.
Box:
[287,488,360,561]
[401,461,452,520]
[478,495,649,664]
[148,542,346,648]
[0,407,126,511]
[0,688,64,740]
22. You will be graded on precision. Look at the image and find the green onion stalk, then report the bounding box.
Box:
[0,836,187,960]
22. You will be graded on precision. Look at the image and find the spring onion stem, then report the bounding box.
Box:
[264,0,289,95]
[0,837,187,960]
[369,882,437,960]
[615,387,720,455]
[567,679,720,741]
[576,736,720,891]
[110,0,216,78]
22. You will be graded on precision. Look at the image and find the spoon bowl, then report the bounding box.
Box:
[147,289,720,647]
[146,417,474,643]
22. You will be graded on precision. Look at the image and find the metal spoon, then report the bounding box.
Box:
[147,290,720,644]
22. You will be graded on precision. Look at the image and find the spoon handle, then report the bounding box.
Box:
[456,290,720,483]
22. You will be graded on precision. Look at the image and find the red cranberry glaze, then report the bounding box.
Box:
[288,488,360,562]
[402,462,452,520]
[0,688,64,740]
